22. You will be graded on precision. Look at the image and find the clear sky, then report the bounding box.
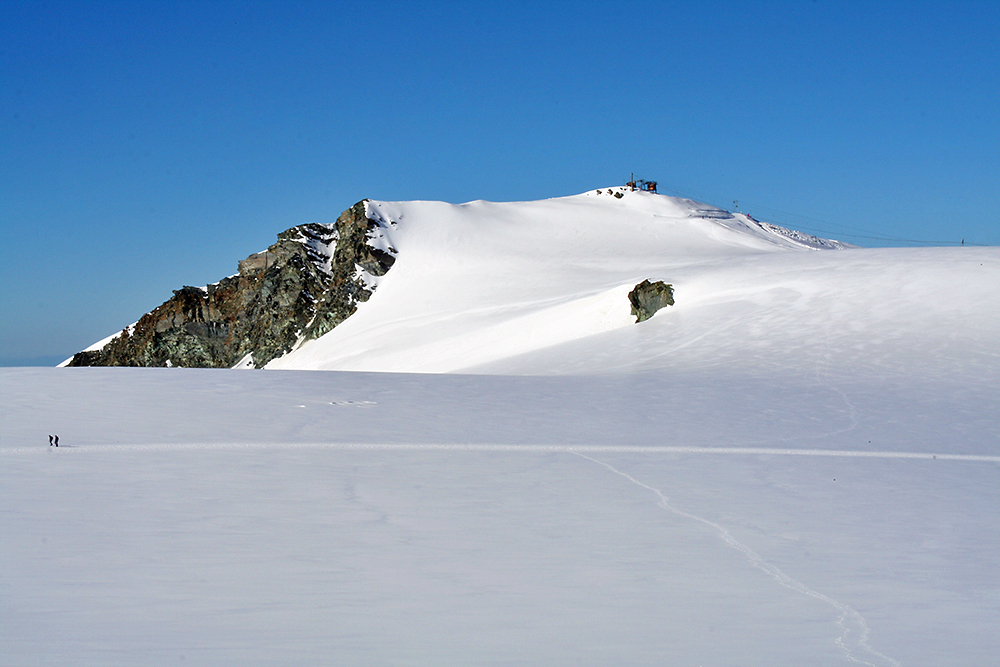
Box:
[2,0,998,366]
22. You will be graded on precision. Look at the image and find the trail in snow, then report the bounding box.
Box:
[571,451,902,667]
[717,332,865,450]
[814,327,862,439]
[2,442,998,462]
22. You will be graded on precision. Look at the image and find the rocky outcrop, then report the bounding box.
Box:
[67,201,395,369]
[628,280,674,323]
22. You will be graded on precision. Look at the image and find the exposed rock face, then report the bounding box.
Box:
[628,279,674,323]
[68,201,396,368]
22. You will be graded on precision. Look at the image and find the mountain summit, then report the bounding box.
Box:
[67,187,997,378]
[64,188,847,371]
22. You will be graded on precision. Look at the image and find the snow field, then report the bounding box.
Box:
[2,365,999,666]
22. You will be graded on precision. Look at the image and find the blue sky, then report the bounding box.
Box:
[2,0,998,365]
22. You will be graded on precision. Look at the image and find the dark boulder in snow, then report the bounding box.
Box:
[628,280,674,323]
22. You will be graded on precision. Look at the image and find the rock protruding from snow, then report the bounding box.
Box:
[732,213,854,250]
[67,201,395,369]
[628,280,675,323]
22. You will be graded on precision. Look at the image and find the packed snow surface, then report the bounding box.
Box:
[4,189,1000,666]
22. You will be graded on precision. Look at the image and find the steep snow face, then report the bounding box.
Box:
[268,189,999,376]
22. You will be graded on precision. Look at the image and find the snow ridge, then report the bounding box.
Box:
[741,212,853,249]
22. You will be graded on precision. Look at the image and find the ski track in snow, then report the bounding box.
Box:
[2,442,998,462]
[814,330,862,440]
[725,332,865,450]
[6,437,995,665]
[570,451,902,667]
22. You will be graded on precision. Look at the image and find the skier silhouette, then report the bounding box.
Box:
[54,435,59,447]
[49,434,53,446]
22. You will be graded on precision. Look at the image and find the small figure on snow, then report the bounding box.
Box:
[54,435,59,447]
[49,434,53,446]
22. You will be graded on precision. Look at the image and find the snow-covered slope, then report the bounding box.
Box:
[265,188,818,372]
[267,188,997,377]
[4,188,999,666]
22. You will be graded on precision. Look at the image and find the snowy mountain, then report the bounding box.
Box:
[66,187,861,372]
[9,187,1000,666]
[265,187,996,380]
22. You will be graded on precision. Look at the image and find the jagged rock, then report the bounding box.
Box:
[628,279,674,323]
[301,201,395,341]
[67,200,395,369]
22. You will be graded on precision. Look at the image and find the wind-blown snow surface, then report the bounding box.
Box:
[4,189,1000,666]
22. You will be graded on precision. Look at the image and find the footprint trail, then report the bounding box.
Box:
[572,451,901,667]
